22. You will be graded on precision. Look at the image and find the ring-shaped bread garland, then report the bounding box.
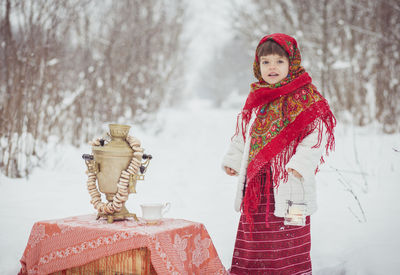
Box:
[86,135,143,214]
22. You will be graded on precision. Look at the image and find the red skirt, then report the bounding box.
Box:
[230,184,312,275]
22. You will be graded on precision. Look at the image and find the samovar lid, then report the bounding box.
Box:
[92,124,133,157]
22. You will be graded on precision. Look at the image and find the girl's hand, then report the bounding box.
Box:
[224,166,238,176]
[287,168,303,179]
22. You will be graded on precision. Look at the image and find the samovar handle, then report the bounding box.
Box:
[82,154,99,173]
[140,154,152,174]
[82,154,94,161]
[142,154,152,160]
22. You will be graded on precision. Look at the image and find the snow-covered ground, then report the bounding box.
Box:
[1,99,399,274]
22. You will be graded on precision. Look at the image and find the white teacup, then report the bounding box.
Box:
[140,202,171,222]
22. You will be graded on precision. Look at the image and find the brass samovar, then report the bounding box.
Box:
[82,124,151,223]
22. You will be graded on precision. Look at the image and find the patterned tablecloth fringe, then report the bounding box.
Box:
[50,247,156,275]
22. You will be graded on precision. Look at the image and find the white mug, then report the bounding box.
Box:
[140,202,171,221]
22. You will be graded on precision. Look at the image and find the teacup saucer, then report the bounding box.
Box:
[138,217,162,225]
[145,219,161,225]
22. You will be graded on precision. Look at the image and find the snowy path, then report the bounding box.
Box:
[1,101,399,274]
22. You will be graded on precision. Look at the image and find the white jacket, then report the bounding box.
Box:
[222,113,326,217]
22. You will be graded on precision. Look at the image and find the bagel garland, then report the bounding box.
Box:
[86,135,143,214]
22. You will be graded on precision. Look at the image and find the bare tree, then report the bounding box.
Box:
[0,0,84,177]
[0,0,186,178]
[230,0,400,132]
[374,0,400,133]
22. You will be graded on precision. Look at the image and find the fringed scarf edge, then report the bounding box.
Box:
[233,73,312,142]
[241,99,336,231]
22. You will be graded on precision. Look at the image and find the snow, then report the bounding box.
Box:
[1,99,399,274]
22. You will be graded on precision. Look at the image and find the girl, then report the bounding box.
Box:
[222,33,336,274]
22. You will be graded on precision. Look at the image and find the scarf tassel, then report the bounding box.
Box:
[242,114,336,232]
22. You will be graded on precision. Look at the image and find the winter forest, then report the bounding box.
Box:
[1,0,399,178]
[1,0,400,274]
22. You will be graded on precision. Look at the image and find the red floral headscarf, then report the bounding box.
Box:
[253,33,305,86]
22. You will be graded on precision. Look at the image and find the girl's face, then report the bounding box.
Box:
[259,54,289,85]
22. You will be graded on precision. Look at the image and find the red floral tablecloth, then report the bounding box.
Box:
[19,214,227,275]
